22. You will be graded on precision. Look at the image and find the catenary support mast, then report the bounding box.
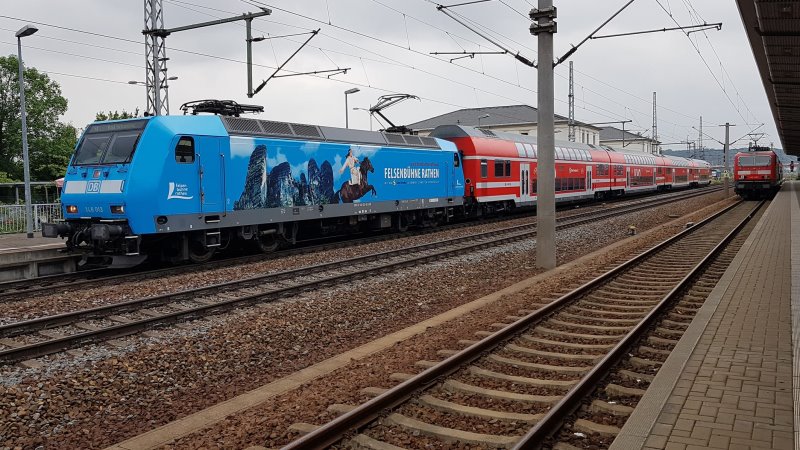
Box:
[652,92,658,154]
[144,0,168,116]
[530,2,557,269]
[568,61,575,142]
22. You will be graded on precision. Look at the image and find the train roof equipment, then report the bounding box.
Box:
[179,99,264,117]
[369,94,420,135]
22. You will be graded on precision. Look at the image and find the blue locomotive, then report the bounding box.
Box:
[43,115,465,267]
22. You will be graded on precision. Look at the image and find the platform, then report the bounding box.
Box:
[0,233,76,281]
[0,232,64,253]
[611,181,798,450]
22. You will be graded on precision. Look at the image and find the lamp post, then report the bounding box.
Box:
[129,76,178,86]
[477,114,490,127]
[352,106,373,131]
[344,88,360,128]
[16,24,37,238]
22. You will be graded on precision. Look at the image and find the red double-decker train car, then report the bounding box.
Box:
[432,125,711,213]
[734,150,783,199]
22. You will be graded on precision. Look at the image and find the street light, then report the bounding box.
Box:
[344,88,360,128]
[477,113,490,127]
[353,106,373,131]
[128,76,178,86]
[16,24,38,238]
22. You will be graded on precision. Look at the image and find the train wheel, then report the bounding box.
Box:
[256,234,279,253]
[188,240,216,263]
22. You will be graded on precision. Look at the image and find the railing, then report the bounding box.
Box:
[0,203,63,234]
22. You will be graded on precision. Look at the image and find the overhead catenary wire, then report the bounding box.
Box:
[0,5,727,140]
[0,10,653,132]
[236,0,700,134]
[652,0,764,135]
[0,4,730,145]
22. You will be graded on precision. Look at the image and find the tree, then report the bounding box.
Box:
[0,55,77,181]
[95,109,139,121]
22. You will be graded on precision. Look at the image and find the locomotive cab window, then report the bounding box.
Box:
[104,133,142,164]
[739,155,770,166]
[175,137,195,163]
[72,119,147,166]
[480,159,488,178]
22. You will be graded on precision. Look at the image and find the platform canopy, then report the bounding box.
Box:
[737,0,800,156]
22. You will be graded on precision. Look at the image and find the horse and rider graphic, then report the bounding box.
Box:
[335,147,376,203]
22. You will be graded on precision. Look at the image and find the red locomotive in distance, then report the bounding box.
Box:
[431,125,711,214]
[733,148,784,199]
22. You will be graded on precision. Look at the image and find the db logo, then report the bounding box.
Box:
[86,181,101,193]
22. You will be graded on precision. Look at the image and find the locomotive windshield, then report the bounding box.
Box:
[738,155,771,166]
[72,119,148,166]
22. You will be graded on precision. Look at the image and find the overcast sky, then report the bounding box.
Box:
[1,0,778,150]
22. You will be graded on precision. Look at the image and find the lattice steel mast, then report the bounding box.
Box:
[568,61,575,142]
[144,0,169,116]
[652,91,658,154]
[699,116,704,160]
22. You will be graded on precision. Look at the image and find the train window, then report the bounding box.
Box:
[453,153,460,167]
[175,137,195,163]
[515,142,526,157]
[524,143,534,158]
[505,160,512,176]
[480,159,488,178]
[739,156,771,166]
[614,165,624,176]
[597,164,609,176]
[494,160,504,177]
[104,133,142,164]
[73,135,111,165]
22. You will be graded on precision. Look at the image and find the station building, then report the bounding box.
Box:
[407,104,659,153]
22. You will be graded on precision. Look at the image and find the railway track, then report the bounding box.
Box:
[0,189,722,365]
[0,186,720,301]
[279,199,764,450]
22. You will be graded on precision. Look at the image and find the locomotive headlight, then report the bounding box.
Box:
[110,205,125,214]
[66,205,78,214]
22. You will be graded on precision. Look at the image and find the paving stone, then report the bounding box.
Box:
[610,186,798,450]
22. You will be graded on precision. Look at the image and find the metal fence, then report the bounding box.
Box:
[0,203,63,234]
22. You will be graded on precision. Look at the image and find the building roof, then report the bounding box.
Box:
[736,0,800,156]
[408,104,595,131]
[599,126,655,142]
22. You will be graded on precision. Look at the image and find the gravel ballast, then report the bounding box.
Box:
[0,192,730,449]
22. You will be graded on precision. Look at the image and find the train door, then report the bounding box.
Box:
[586,167,592,195]
[196,136,224,216]
[520,163,532,203]
[452,152,461,195]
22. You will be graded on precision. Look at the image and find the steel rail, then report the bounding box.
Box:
[513,200,765,448]
[280,199,749,450]
[0,223,546,363]
[0,187,719,340]
[0,186,719,300]
[0,188,723,364]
